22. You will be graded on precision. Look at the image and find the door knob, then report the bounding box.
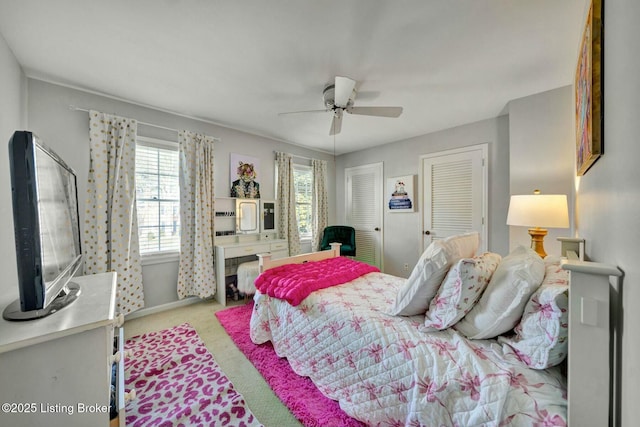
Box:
[424,230,431,235]
[374,227,380,231]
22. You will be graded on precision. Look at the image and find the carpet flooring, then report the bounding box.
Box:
[125,323,262,426]
[215,303,364,427]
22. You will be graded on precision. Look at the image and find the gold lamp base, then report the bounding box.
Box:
[528,227,548,258]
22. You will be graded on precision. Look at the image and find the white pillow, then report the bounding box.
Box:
[499,259,569,369]
[454,245,544,339]
[388,232,479,316]
[420,252,502,331]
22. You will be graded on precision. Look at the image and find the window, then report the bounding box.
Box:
[135,137,180,255]
[293,164,313,240]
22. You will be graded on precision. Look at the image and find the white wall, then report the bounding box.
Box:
[577,1,640,424]
[336,116,510,277]
[22,79,335,309]
[0,32,27,301]
[335,86,575,279]
[507,86,575,256]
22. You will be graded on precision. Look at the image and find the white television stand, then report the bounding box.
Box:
[0,272,126,427]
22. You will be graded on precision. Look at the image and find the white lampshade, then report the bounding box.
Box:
[507,194,569,228]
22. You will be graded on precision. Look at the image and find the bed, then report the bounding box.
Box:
[249,238,621,426]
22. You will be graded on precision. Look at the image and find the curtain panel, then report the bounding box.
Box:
[177,131,216,299]
[312,158,329,251]
[276,152,301,256]
[84,110,144,315]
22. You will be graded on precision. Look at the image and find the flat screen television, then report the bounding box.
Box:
[3,131,83,321]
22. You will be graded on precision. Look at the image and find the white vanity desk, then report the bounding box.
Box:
[214,237,288,305]
[214,198,286,304]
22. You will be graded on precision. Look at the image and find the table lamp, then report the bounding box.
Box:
[506,190,569,258]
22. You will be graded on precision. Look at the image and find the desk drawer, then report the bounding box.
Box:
[225,243,270,258]
[270,242,288,252]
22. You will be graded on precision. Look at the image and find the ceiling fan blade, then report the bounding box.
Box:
[334,76,356,108]
[347,106,403,118]
[278,109,327,116]
[329,110,343,135]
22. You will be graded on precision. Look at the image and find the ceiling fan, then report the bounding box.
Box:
[279,76,403,135]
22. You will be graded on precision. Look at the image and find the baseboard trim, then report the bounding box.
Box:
[125,297,202,321]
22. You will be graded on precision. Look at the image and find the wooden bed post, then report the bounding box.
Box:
[562,259,621,427]
[328,242,341,257]
[257,252,272,274]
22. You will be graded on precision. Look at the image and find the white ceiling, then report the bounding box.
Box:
[0,0,587,155]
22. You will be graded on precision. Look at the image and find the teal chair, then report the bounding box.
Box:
[320,226,356,256]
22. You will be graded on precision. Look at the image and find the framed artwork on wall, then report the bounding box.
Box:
[230,153,261,198]
[387,175,415,212]
[575,0,603,176]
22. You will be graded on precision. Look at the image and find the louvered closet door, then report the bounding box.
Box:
[421,145,487,252]
[345,163,383,269]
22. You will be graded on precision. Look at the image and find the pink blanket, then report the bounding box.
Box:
[254,256,379,306]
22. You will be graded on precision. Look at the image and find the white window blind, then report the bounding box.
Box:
[135,141,180,254]
[293,165,313,239]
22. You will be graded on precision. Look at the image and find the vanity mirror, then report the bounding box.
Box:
[235,199,259,234]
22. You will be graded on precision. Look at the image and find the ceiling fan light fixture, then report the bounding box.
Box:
[323,84,335,109]
[323,84,355,111]
[281,75,403,136]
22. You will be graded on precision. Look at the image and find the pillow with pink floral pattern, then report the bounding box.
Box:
[498,258,569,369]
[454,246,545,339]
[388,232,480,316]
[420,252,502,332]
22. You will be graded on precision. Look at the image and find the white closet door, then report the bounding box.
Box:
[421,144,487,252]
[345,162,383,269]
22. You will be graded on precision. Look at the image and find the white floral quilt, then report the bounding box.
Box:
[250,272,567,426]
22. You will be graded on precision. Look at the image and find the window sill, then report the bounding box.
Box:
[141,251,180,266]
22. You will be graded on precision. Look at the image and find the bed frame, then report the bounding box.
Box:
[257,239,622,427]
[559,238,622,427]
[257,242,341,274]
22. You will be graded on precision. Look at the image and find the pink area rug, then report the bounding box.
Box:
[215,303,364,427]
[124,323,262,427]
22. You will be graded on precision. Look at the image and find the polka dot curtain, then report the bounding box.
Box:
[311,159,329,251]
[84,110,144,315]
[275,152,301,256]
[177,131,216,299]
